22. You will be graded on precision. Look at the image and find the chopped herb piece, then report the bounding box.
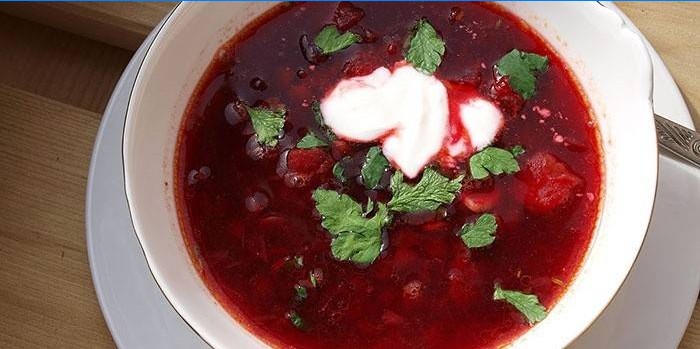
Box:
[309,271,318,288]
[387,168,463,213]
[312,189,390,264]
[493,284,547,324]
[469,146,520,180]
[311,100,336,140]
[333,161,346,183]
[496,49,549,99]
[286,310,305,329]
[511,145,525,157]
[293,255,304,268]
[361,146,389,189]
[297,132,328,149]
[294,284,308,301]
[314,25,360,55]
[363,198,374,217]
[460,213,497,248]
[405,19,446,75]
[245,105,286,147]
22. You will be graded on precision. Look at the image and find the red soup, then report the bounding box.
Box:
[175,2,602,348]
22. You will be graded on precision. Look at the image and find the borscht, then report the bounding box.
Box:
[175,2,602,348]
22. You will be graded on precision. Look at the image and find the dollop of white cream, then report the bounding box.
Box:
[321,64,503,178]
[459,98,504,151]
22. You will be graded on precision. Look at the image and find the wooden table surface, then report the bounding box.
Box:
[0,3,698,348]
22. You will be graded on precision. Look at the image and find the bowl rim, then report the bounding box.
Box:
[122,2,659,348]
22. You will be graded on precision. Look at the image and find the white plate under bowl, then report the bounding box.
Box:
[86,3,699,348]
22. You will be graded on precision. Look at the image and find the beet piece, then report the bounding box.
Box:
[520,152,583,213]
[333,2,365,30]
[489,76,525,118]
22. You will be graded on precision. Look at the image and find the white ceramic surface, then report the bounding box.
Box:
[87,3,699,349]
[118,2,663,348]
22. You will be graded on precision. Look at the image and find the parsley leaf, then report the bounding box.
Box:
[460,213,498,248]
[405,19,446,75]
[294,284,308,301]
[469,146,520,180]
[511,145,525,157]
[387,168,463,213]
[496,49,549,99]
[245,105,286,147]
[333,161,346,183]
[297,132,328,149]
[312,189,390,264]
[361,146,389,189]
[314,25,360,55]
[493,285,547,324]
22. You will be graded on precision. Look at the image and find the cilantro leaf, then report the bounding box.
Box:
[297,132,328,149]
[314,25,360,55]
[312,189,391,264]
[511,145,525,157]
[469,146,520,180]
[496,49,549,99]
[331,204,388,264]
[405,19,445,75]
[361,146,389,189]
[294,284,308,301]
[493,285,547,324]
[387,168,463,213]
[460,213,497,248]
[245,105,286,147]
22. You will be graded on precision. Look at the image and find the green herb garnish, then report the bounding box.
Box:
[309,271,318,288]
[245,105,286,147]
[312,189,390,264]
[361,146,389,189]
[405,19,445,75]
[286,310,305,329]
[293,255,304,268]
[493,284,547,324]
[333,161,346,183]
[387,168,462,213]
[311,100,336,140]
[511,145,526,157]
[469,146,521,180]
[294,284,308,301]
[314,25,360,55]
[460,213,498,248]
[496,49,549,99]
[297,131,328,149]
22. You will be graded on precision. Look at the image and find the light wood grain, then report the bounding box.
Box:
[0,85,114,348]
[619,3,700,124]
[0,3,698,349]
[0,13,133,114]
[0,2,175,51]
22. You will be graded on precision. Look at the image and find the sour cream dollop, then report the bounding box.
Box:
[320,64,503,178]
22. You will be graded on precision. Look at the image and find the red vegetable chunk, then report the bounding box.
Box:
[333,2,365,30]
[520,152,583,213]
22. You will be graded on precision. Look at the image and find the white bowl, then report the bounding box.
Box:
[123,2,657,348]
